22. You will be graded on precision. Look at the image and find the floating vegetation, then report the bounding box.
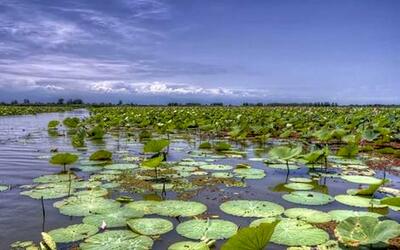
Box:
[176,219,238,240]
[282,191,334,206]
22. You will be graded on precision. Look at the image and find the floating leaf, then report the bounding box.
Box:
[48,224,98,243]
[334,195,386,208]
[156,200,207,217]
[282,191,334,205]
[284,208,331,223]
[58,197,120,216]
[176,219,238,240]
[0,185,9,192]
[199,164,233,171]
[83,207,144,228]
[127,218,173,235]
[220,200,284,218]
[80,230,153,250]
[328,210,382,222]
[233,168,266,179]
[341,175,382,185]
[284,183,314,191]
[168,241,210,250]
[334,216,400,247]
[221,221,279,250]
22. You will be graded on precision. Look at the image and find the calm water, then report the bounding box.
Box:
[0,110,399,249]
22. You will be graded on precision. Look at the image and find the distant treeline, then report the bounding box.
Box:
[1,98,400,107]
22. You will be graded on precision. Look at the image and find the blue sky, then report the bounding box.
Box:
[0,0,398,104]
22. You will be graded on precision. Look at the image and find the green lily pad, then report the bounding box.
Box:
[20,183,71,199]
[289,177,313,183]
[59,197,121,216]
[220,200,284,218]
[334,216,400,247]
[48,224,98,243]
[74,187,108,198]
[127,218,173,235]
[211,172,234,178]
[80,230,153,250]
[271,219,329,246]
[125,201,161,215]
[284,208,332,223]
[168,241,210,250]
[266,164,300,170]
[199,164,233,171]
[334,195,386,208]
[282,191,334,205]
[233,168,266,179]
[286,240,340,250]
[0,185,9,192]
[156,200,207,217]
[176,219,238,240]
[284,183,314,191]
[33,174,76,184]
[328,210,382,222]
[83,207,144,228]
[341,175,382,185]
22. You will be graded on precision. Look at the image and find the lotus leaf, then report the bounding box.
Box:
[284,183,314,191]
[156,200,207,217]
[289,177,312,183]
[287,240,340,250]
[48,224,98,243]
[328,210,382,222]
[41,232,56,250]
[380,197,400,211]
[168,241,210,250]
[176,219,238,240]
[341,175,382,185]
[0,185,9,192]
[59,197,120,216]
[199,164,233,171]
[20,183,71,199]
[127,218,173,235]
[334,216,400,247]
[220,200,284,217]
[80,230,153,250]
[249,217,278,227]
[33,174,76,183]
[104,163,138,170]
[125,200,161,215]
[211,172,234,178]
[266,164,300,170]
[334,195,386,208]
[50,153,78,166]
[89,150,112,161]
[233,168,266,179]
[284,208,331,223]
[271,219,329,246]
[83,207,144,228]
[282,191,334,205]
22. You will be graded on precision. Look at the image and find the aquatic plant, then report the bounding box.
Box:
[49,153,78,172]
[268,145,302,171]
[89,150,112,161]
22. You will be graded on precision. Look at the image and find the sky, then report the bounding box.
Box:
[0,0,399,104]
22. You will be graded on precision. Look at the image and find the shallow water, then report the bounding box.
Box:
[0,110,399,249]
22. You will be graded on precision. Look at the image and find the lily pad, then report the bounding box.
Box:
[168,241,210,250]
[289,177,313,183]
[266,164,300,170]
[334,216,400,247]
[328,210,382,222]
[48,224,98,243]
[341,175,382,185]
[220,200,284,218]
[83,207,144,228]
[80,230,153,250]
[176,219,238,240]
[284,183,314,191]
[104,163,138,170]
[156,200,207,217]
[127,218,173,235]
[284,208,331,223]
[249,217,278,227]
[33,174,76,184]
[334,195,386,208]
[20,183,71,199]
[199,164,233,171]
[211,172,234,178]
[125,201,160,215]
[271,219,329,246]
[282,191,334,205]
[233,168,266,179]
[59,197,121,216]
[0,185,9,192]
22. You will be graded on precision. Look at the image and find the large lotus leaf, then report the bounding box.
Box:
[282,191,334,205]
[143,139,169,153]
[286,240,340,250]
[80,230,153,250]
[20,183,71,199]
[125,201,161,215]
[268,146,302,161]
[271,219,329,246]
[89,150,112,161]
[48,224,98,243]
[211,172,234,178]
[220,200,284,218]
[179,161,207,166]
[284,208,332,223]
[176,219,238,240]
[199,164,233,171]
[266,164,300,170]
[0,185,9,192]
[221,221,279,250]
[104,163,138,170]
[74,187,108,198]
[50,153,78,166]
[233,168,266,179]
[284,183,314,191]
[289,177,312,183]
[168,241,210,250]
[328,210,382,222]
[156,200,207,217]
[380,197,400,211]
[334,216,400,247]
[341,175,382,185]
[334,195,386,208]
[33,174,77,183]
[127,218,173,235]
[141,155,163,168]
[83,207,144,228]
[59,197,120,216]
[328,156,363,165]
